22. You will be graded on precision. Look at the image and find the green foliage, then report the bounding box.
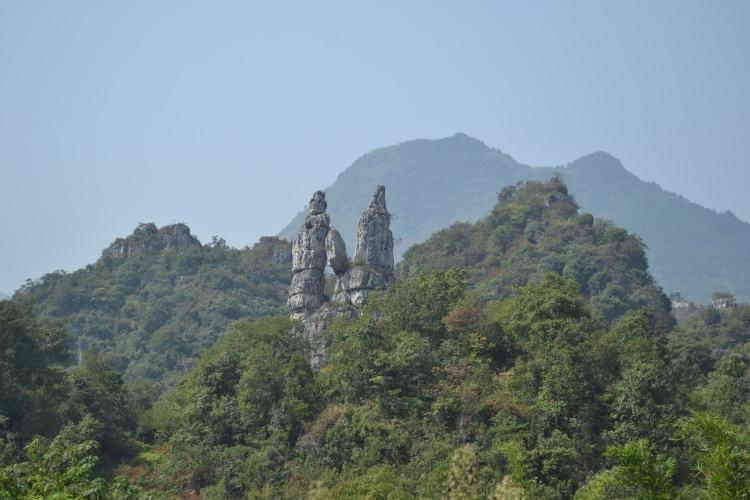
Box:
[9,263,750,497]
[0,417,145,499]
[444,444,480,499]
[677,412,750,499]
[695,351,750,424]
[15,230,291,391]
[154,316,318,496]
[399,179,674,330]
[139,267,686,498]
[8,180,750,497]
[575,439,677,500]
[606,361,677,445]
[60,355,137,461]
[0,302,67,452]
[675,303,750,359]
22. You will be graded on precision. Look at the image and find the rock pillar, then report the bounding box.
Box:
[288,191,330,321]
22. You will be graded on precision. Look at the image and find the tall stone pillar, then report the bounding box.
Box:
[288,186,395,367]
[288,191,329,321]
[333,185,394,305]
[354,185,394,283]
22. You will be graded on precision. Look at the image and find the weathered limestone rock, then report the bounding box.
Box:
[288,191,330,321]
[103,223,201,259]
[332,186,395,305]
[290,269,326,296]
[354,185,394,280]
[254,236,292,266]
[325,228,349,275]
[303,303,357,368]
[289,186,395,367]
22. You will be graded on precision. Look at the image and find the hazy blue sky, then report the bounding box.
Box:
[1,1,749,294]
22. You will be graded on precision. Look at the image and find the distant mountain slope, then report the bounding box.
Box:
[15,224,292,390]
[280,133,750,302]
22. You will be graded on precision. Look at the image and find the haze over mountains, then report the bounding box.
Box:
[281,133,750,302]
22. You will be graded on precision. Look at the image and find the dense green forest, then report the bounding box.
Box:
[280,133,750,302]
[2,180,749,498]
[398,178,673,331]
[13,225,291,391]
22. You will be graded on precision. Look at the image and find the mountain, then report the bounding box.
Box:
[280,133,750,302]
[398,178,673,330]
[14,223,292,390]
[131,182,736,498]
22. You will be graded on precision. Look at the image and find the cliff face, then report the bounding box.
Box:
[102,223,201,259]
[288,186,395,366]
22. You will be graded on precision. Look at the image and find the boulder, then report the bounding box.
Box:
[326,228,349,275]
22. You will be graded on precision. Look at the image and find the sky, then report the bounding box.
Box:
[1,1,749,294]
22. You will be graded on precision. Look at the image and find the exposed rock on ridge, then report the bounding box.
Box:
[253,236,293,266]
[103,223,201,259]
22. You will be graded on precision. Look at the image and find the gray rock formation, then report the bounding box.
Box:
[325,228,349,275]
[103,223,201,259]
[288,191,331,322]
[354,185,394,277]
[289,186,395,367]
[253,236,292,266]
[332,186,395,306]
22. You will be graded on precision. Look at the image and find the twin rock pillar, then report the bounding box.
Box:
[288,186,395,367]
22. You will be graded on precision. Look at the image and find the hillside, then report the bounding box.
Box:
[123,199,744,498]
[5,187,749,499]
[398,178,673,329]
[280,133,750,302]
[13,223,292,390]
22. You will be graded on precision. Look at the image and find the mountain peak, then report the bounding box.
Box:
[280,134,750,301]
[439,132,490,150]
[102,222,201,260]
[568,151,627,172]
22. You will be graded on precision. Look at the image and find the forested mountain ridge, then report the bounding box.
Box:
[280,133,750,302]
[398,178,674,330]
[3,182,750,498]
[13,223,292,391]
[120,181,748,497]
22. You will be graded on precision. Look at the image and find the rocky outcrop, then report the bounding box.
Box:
[288,192,331,322]
[325,228,349,275]
[354,185,394,276]
[289,186,395,367]
[333,185,395,305]
[103,223,201,259]
[253,236,292,266]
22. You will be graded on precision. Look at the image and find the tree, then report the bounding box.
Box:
[0,416,144,499]
[607,361,677,446]
[677,412,750,499]
[575,439,677,500]
[0,302,67,448]
[162,317,318,495]
[444,444,480,500]
[60,355,137,461]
